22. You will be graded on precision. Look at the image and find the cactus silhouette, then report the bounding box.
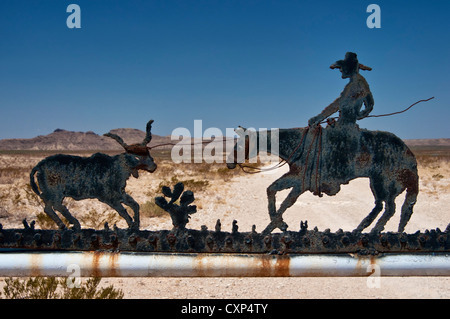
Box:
[155,182,197,230]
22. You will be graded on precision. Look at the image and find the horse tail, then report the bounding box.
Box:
[30,166,41,196]
[398,156,419,232]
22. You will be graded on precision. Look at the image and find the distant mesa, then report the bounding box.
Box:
[404,138,450,147]
[0,128,171,151]
[0,128,448,151]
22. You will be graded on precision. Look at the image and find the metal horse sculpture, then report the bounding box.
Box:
[30,120,157,230]
[227,53,419,234]
[226,126,418,234]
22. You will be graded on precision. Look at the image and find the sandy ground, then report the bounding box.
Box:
[0,155,449,299]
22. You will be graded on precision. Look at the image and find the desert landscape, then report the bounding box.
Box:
[0,130,448,299]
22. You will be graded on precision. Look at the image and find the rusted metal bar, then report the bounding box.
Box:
[1,222,448,254]
[0,251,448,277]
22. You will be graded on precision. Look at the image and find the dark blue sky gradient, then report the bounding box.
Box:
[0,0,448,139]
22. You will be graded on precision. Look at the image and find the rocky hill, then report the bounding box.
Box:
[0,128,172,151]
[0,129,447,151]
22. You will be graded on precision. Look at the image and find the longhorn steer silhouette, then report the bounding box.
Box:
[30,120,157,230]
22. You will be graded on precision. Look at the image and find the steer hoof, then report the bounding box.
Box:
[71,224,81,231]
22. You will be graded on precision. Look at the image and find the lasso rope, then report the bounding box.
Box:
[149,97,435,179]
[320,97,435,124]
[366,97,435,118]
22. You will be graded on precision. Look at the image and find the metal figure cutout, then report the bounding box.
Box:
[0,53,447,257]
[155,182,197,231]
[227,53,419,235]
[29,120,157,230]
[308,52,374,128]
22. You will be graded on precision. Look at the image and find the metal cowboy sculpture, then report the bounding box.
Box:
[227,52,419,235]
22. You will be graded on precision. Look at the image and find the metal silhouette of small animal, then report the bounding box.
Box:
[30,120,157,230]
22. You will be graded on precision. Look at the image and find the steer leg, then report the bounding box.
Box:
[123,194,140,230]
[109,201,134,229]
[53,201,81,230]
[43,202,66,229]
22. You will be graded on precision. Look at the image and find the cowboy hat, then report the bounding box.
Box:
[330,52,372,72]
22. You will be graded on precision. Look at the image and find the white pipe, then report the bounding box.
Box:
[0,251,448,277]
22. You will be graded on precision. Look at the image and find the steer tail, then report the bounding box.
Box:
[30,166,41,196]
[398,166,419,233]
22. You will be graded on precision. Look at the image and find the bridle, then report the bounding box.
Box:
[236,127,309,174]
[236,125,324,196]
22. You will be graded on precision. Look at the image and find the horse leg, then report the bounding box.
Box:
[355,200,383,233]
[355,178,384,233]
[277,185,303,217]
[398,171,419,233]
[371,196,396,233]
[398,197,416,233]
[264,173,302,234]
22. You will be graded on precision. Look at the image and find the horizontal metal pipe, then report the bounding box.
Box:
[0,251,448,277]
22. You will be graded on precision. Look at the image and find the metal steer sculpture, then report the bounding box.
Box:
[29,120,157,230]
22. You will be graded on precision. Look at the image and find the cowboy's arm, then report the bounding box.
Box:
[308,98,340,126]
[357,92,374,120]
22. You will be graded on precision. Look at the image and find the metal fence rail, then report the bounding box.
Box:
[0,251,448,277]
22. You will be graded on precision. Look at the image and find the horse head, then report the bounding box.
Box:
[226,126,258,169]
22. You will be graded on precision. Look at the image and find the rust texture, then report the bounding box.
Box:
[0,219,448,255]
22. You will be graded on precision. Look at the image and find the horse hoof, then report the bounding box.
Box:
[262,226,275,235]
[130,222,140,230]
[370,229,382,235]
[262,222,277,235]
[279,222,288,232]
[263,220,288,235]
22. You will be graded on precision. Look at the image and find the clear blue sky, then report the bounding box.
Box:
[0,0,449,139]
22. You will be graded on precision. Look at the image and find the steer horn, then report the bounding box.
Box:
[104,132,129,149]
[104,119,154,155]
[141,119,154,146]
